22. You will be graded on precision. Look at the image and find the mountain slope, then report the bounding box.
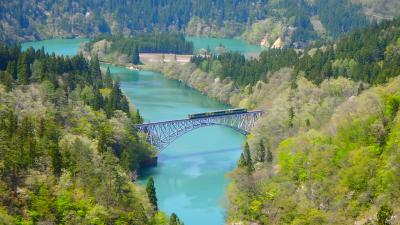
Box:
[2,0,397,47]
[0,44,175,224]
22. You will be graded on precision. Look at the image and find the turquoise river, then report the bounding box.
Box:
[22,37,262,225]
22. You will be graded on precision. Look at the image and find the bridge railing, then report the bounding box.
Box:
[135,110,264,127]
[135,110,264,150]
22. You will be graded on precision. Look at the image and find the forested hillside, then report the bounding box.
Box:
[227,72,400,225]
[0,44,179,224]
[83,33,194,65]
[2,0,397,47]
[191,18,400,87]
[148,17,400,224]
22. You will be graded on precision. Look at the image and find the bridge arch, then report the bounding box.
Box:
[136,110,263,150]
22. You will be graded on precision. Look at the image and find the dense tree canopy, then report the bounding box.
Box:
[191,17,400,87]
[0,43,171,224]
[87,33,194,57]
[0,0,373,45]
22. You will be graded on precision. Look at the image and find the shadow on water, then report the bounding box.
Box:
[139,147,242,178]
[160,147,241,161]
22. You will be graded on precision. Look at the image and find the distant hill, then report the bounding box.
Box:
[354,0,400,20]
[1,0,399,47]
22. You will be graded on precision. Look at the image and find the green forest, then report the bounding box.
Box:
[192,18,400,87]
[84,33,194,64]
[0,44,182,224]
[228,76,400,224]
[1,1,400,224]
[0,0,376,47]
[146,16,400,224]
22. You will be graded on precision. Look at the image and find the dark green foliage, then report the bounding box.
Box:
[269,0,319,44]
[0,43,156,224]
[386,96,400,120]
[266,147,273,163]
[257,140,266,162]
[1,0,271,44]
[1,0,374,46]
[0,43,151,172]
[104,66,113,88]
[377,204,393,225]
[50,144,62,177]
[132,109,144,124]
[238,153,247,168]
[90,54,102,88]
[191,49,299,86]
[296,18,400,85]
[315,0,367,37]
[132,45,140,65]
[6,61,17,79]
[240,142,254,174]
[0,43,134,118]
[169,213,184,225]
[288,106,295,128]
[146,177,158,211]
[193,18,400,87]
[105,78,130,117]
[17,54,30,84]
[244,143,254,173]
[88,33,194,56]
[97,126,110,154]
[0,71,13,92]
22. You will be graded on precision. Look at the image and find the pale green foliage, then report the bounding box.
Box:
[227,77,400,224]
[0,207,15,225]
[150,211,169,225]
[241,18,286,45]
[186,16,243,38]
[0,83,156,224]
[249,73,359,151]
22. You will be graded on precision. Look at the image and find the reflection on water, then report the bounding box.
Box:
[160,147,241,161]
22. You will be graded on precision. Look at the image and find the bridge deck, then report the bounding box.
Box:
[135,110,264,150]
[136,110,264,127]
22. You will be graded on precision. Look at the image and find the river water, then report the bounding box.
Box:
[22,37,261,225]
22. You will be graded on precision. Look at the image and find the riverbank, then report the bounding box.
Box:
[144,62,286,110]
[144,61,377,225]
[80,47,192,71]
[23,38,247,225]
[103,63,245,225]
[147,60,391,225]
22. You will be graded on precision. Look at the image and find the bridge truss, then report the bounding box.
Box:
[136,110,264,150]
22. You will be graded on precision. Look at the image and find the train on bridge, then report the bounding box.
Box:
[188,108,247,119]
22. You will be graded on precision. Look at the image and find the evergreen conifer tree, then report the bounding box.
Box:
[6,61,17,80]
[169,213,183,225]
[109,78,124,114]
[266,147,273,163]
[105,66,113,88]
[238,153,247,168]
[244,142,254,173]
[257,140,266,162]
[132,45,140,64]
[146,176,158,211]
[90,54,102,87]
[17,54,30,84]
[51,144,62,177]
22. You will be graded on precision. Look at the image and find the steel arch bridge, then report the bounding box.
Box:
[136,110,264,150]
